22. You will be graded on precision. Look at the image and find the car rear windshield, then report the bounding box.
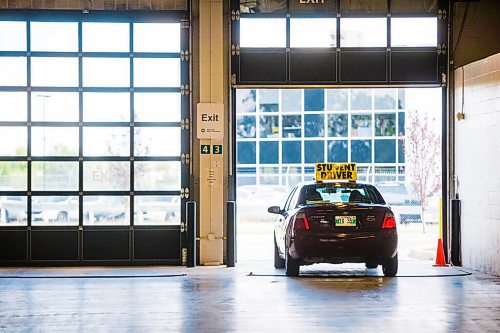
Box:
[298,183,385,205]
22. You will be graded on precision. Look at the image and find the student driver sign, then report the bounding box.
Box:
[315,163,357,181]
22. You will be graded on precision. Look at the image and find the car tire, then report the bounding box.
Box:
[285,248,300,277]
[382,254,398,277]
[274,234,285,269]
[57,211,68,222]
[365,262,378,269]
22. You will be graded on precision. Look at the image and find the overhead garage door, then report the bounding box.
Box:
[0,11,190,265]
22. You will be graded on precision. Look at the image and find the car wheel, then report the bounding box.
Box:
[274,234,285,269]
[57,211,68,222]
[285,248,300,277]
[382,254,398,277]
[365,262,378,269]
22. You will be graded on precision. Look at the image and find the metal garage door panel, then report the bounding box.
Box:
[391,50,438,83]
[134,229,180,261]
[0,230,28,261]
[31,230,79,261]
[289,50,336,83]
[239,50,287,84]
[83,229,130,261]
[340,50,387,83]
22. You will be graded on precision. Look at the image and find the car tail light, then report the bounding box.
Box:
[382,212,396,229]
[293,212,310,231]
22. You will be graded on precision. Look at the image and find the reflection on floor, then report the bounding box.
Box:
[0,262,499,332]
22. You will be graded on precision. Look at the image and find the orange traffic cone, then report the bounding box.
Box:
[433,238,448,267]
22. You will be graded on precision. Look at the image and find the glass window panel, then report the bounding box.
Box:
[0,57,27,86]
[398,89,405,109]
[391,18,437,47]
[240,18,286,48]
[259,115,279,138]
[135,127,180,156]
[0,196,27,225]
[282,89,302,112]
[236,89,256,113]
[84,93,130,122]
[0,21,26,51]
[398,139,405,163]
[260,175,280,185]
[133,23,180,53]
[327,140,348,162]
[237,115,256,138]
[282,141,301,164]
[135,195,180,225]
[83,196,129,225]
[326,89,348,111]
[374,89,396,110]
[237,142,256,164]
[32,92,79,122]
[304,89,324,111]
[375,113,396,136]
[351,140,372,163]
[259,141,278,164]
[374,139,396,163]
[351,89,372,110]
[328,114,348,137]
[30,22,78,52]
[304,114,324,137]
[290,18,336,47]
[83,23,129,52]
[134,93,180,122]
[31,127,79,156]
[304,140,324,163]
[398,112,405,136]
[32,196,79,226]
[135,161,180,191]
[259,90,279,112]
[0,162,27,191]
[134,58,180,87]
[351,114,372,137]
[0,92,27,121]
[340,18,387,47]
[32,162,78,191]
[0,127,27,156]
[83,127,129,157]
[31,57,78,87]
[83,58,130,87]
[282,115,301,138]
[83,162,130,191]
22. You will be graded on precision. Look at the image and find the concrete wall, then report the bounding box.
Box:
[454,53,500,276]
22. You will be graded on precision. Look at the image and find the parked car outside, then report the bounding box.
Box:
[32,196,79,223]
[0,196,27,223]
[376,182,422,224]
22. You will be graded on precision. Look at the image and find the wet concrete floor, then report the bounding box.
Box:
[0,261,499,332]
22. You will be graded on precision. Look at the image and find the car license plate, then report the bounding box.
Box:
[335,216,357,227]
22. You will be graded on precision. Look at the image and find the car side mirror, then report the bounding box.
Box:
[267,206,283,214]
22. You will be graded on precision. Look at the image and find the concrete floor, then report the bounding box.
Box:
[0,261,499,332]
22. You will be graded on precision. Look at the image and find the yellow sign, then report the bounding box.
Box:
[315,163,357,181]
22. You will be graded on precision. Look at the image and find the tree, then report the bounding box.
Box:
[404,109,441,233]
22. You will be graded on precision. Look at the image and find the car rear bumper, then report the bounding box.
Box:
[289,229,397,264]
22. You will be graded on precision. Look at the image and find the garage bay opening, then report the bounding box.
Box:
[235,88,442,267]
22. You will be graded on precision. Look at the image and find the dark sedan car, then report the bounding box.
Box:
[268,180,398,277]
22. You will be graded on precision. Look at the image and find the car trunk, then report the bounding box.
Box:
[302,204,388,232]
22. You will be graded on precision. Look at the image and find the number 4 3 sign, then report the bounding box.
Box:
[201,144,222,155]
